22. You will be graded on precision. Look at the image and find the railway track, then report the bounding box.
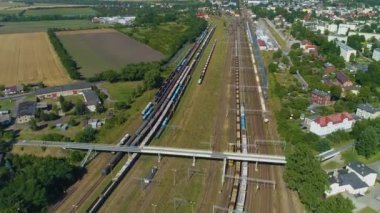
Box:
[86,26,216,212]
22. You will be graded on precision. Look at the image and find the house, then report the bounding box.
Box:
[326,162,378,197]
[347,161,377,187]
[356,103,380,120]
[35,82,92,99]
[301,40,317,54]
[196,12,209,19]
[257,39,267,50]
[324,63,336,74]
[311,89,332,106]
[82,90,101,112]
[326,169,369,197]
[372,48,380,61]
[336,72,353,87]
[304,112,354,136]
[36,102,48,110]
[16,101,36,124]
[88,119,105,129]
[336,41,356,62]
[4,84,24,96]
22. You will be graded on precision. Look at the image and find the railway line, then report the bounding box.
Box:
[86,25,216,212]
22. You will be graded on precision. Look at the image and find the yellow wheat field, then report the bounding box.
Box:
[0,32,71,86]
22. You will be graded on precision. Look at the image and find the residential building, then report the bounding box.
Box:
[372,48,380,61]
[347,161,377,187]
[35,82,92,99]
[336,72,353,87]
[311,89,332,106]
[4,84,24,96]
[326,169,369,197]
[16,101,36,124]
[324,63,336,74]
[305,112,354,136]
[257,39,267,50]
[336,41,356,62]
[328,34,347,43]
[356,103,380,120]
[82,90,101,112]
[301,40,318,54]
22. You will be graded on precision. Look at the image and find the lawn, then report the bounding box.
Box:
[57,29,165,77]
[24,7,98,17]
[0,20,102,34]
[0,99,15,110]
[119,22,189,56]
[321,161,344,170]
[100,81,142,103]
[342,149,380,164]
[359,207,378,213]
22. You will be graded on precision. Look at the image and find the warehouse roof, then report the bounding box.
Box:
[17,101,36,117]
[35,82,92,95]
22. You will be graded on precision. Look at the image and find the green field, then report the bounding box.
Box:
[101,81,142,103]
[119,22,189,56]
[0,20,102,34]
[24,7,98,17]
[0,99,15,110]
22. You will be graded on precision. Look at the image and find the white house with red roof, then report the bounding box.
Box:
[301,40,317,54]
[304,112,354,136]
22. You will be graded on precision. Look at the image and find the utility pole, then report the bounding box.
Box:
[151,203,157,213]
[171,169,177,186]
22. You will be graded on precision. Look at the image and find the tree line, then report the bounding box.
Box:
[47,29,82,79]
[0,154,84,212]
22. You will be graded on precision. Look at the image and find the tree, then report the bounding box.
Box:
[317,195,354,213]
[75,127,96,142]
[74,100,86,115]
[273,49,282,59]
[268,62,278,73]
[144,70,163,89]
[284,144,329,209]
[347,34,365,52]
[330,85,342,101]
[29,118,38,131]
[355,126,379,158]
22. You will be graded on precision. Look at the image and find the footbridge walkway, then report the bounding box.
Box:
[15,140,286,164]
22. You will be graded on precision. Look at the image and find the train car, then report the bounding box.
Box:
[141,102,153,116]
[142,106,154,120]
[101,152,125,175]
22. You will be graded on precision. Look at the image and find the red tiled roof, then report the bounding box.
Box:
[305,44,317,49]
[314,112,353,127]
[257,39,266,47]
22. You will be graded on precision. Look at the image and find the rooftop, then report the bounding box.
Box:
[312,89,330,97]
[348,161,377,177]
[329,170,368,190]
[17,101,36,117]
[314,112,353,127]
[336,71,351,84]
[357,103,379,114]
[337,41,356,52]
[83,90,101,106]
[35,82,92,95]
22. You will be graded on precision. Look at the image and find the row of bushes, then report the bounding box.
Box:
[47,29,82,79]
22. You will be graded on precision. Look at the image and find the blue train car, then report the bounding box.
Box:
[142,106,154,120]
